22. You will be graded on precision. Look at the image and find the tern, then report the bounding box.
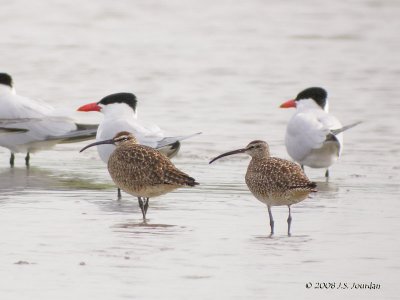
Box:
[0,73,98,166]
[77,92,201,198]
[280,87,361,177]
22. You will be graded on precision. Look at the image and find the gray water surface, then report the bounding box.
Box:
[1,0,399,299]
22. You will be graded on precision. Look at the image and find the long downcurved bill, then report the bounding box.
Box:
[77,102,101,112]
[80,139,114,152]
[279,99,296,108]
[209,148,246,164]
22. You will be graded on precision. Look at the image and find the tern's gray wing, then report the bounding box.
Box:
[49,125,98,144]
[330,121,362,136]
[156,132,202,149]
[0,127,28,133]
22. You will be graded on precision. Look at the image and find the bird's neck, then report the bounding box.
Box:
[297,99,329,112]
[0,84,15,95]
[250,151,270,161]
[102,103,137,120]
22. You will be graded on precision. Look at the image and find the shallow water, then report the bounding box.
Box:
[1,0,400,299]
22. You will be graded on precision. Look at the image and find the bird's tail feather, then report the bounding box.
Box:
[164,169,199,187]
[50,128,97,144]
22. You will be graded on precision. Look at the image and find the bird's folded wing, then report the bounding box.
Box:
[0,118,41,125]
[49,128,98,143]
[156,132,202,149]
[251,158,313,190]
[330,121,362,136]
[287,113,331,151]
[130,123,165,148]
[0,127,28,133]
[75,123,99,131]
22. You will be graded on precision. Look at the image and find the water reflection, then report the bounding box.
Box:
[114,222,177,229]
[0,166,113,192]
[315,180,340,192]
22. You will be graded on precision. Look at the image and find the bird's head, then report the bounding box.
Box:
[209,140,270,164]
[280,87,328,111]
[79,131,137,153]
[77,93,138,116]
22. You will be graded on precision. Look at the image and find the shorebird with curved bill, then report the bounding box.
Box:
[80,131,199,220]
[77,92,200,198]
[0,73,98,167]
[280,87,361,178]
[210,140,316,236]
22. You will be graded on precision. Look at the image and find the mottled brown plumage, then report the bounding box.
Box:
[80,131,198,220]
[108,138,197,198]
[210,140,316,236]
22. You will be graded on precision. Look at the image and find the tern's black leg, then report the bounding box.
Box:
[267,205,274,236]
[25,152,30,167]
[287,206,292,237]
[301,165,304,171]
[325,169,329,178]
[10,153,15,167]
[117,188,122,200]
[138,197,147,220]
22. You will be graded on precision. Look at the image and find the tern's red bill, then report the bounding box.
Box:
[77,102,101,112]
[280,99,296,108]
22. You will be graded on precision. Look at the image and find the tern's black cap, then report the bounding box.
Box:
[0,73,13,87]
[98,92,138,111]
[295,87,327,109]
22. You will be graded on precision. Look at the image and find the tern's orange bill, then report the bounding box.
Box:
[279,99,296,108]
[77,102,101,112]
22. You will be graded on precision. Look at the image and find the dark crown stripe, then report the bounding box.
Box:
[295,87,327,109]
[98,92,138,111]
[0,73,13,87]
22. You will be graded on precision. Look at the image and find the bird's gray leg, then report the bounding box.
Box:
[144,198,150,215]
[117,188,122,200]
[325,169,329,178]
[25,152,30,167]
[267,205,274,236]
[287,205,292,237]
[301,165,304,171]
[10,152,15,167]
[138,197,147,220]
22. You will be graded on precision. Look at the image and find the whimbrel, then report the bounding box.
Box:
[77,92,200,199]
[80,131,199,220]
[0,73,97,167]
[280,87,361,178]
[210,140,317,236]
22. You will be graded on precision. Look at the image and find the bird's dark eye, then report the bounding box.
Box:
[117,136,129,142]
